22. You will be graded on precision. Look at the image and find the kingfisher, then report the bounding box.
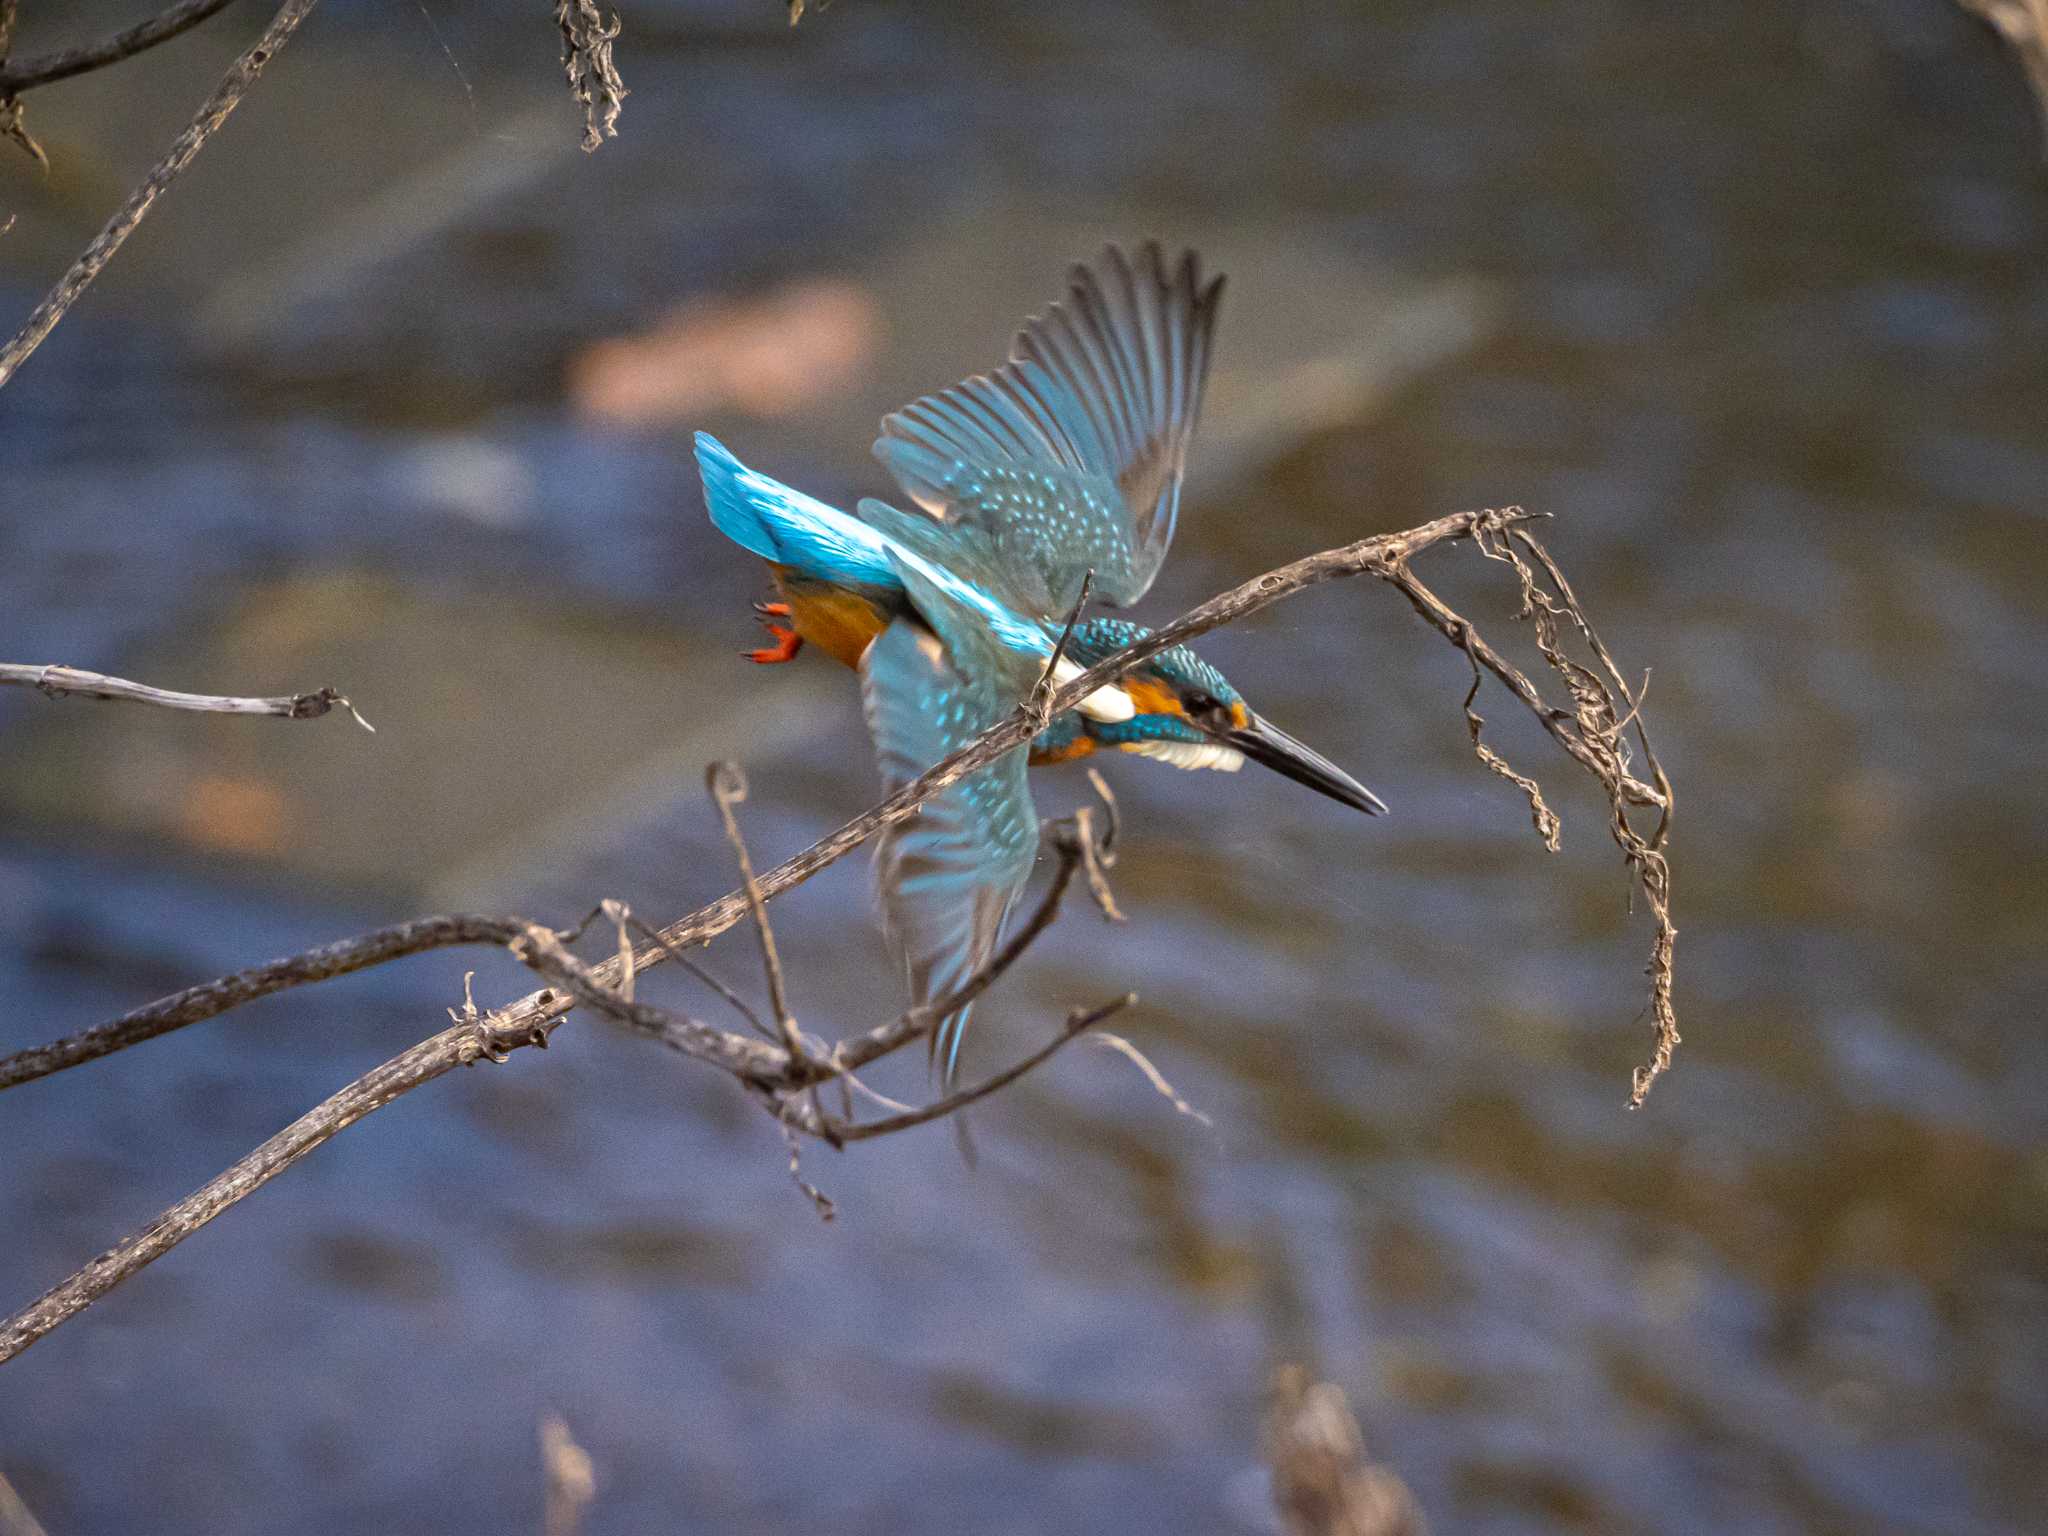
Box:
[695,243,1384,1089]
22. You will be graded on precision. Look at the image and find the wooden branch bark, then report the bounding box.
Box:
[0,509,1682,1366]
[0,663,371,728]
[419,505,1560,1068]
[0,915,520,1091]
[0,1005,539,1364]
[0,0,246,94]
[0,0,322,390]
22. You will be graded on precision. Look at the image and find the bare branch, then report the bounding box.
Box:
[787,993,1135,1143]
[6,507,1653,1100]
[616,907,774,1043]
[706,762,805,1064]
[0,0,245,94]
[1028,568,1093,724]
[0,90,44,170]
[0,662,372,729]
[0,510,1682,1364]
[0,0,323,391]
[442,507,1545,1069]
[555,0,625,152]
[1090,1032,1211,1128]
[0,1000,555,1365]
[0,914,521,1092]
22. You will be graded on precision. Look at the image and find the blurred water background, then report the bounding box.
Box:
[2,1,2046,1531]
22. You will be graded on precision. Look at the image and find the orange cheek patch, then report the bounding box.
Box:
[1121,677,1181,719]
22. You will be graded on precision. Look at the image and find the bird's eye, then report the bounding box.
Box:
[1184,692,1223,721]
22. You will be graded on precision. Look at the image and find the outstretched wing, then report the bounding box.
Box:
[860,596,1039,1091]
[874,243,1225,614]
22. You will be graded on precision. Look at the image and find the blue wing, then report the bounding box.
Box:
[861,566,1041,1091]
[873,243,1224,614]
[695,431,900,592]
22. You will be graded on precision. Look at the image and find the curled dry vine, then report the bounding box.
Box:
[0,506,1680,1368]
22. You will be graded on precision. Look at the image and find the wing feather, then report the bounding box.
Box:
[874,242,1225,613]
[860,611,1037,1091]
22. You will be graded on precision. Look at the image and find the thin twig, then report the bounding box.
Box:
[777,1117,836,1221]
[0,914,522,1092]
[1090,1033,1211,1127]
[599,899,636,1003]
[618,909,774,1043]
[1458,645,1561,850]
[0,510,1682,1364]
[0,662,372,729]
[2,509,1568,1097]
[0,0,245,93]
[707,762,806,1066]
[1029,568,1093,724]
[0,0,323,391]
[0,1002,553,1365]
[791,994,1134,1143]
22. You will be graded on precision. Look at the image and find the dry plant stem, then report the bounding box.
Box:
[0,510,1681,1363]
[445,505,1567,1058]
[706,763,804,1063]
[0,1005,549,1364]
[0,0,245,93]
[6,507,1651,1096]
[0,914,521,1091]
[1029,569,1093,722]
[787,994,1135,1143]
[0,0,321,390]
[555,0,625,152]
[0,663,370,728]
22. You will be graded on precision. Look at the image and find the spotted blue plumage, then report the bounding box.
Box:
[875,243,1225,618]
[862,557,1043,1092]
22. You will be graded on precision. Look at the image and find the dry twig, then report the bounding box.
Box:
[0,510,1681,1364]
[0,0,324,390]
[555,0,625,152]
[706,762,805,1064]
[0,662,372,729]
[0,0,246,94]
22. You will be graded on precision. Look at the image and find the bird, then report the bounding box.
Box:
[694,242,1385,1092]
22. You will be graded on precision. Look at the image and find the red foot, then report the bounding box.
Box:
[754,600,793,619]
[745,624,803,664]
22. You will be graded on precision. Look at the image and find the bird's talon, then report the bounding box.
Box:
[746,624,803,664]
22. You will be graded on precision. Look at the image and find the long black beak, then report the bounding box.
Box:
[1220,713,1388,816]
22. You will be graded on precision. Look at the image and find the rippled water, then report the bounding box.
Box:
[3,2,2046,1532]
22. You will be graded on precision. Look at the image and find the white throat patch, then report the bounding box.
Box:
[1051,657,1135,722]
[1120,739,1246,772]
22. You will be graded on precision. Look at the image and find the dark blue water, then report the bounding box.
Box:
[3,2,2046,1531]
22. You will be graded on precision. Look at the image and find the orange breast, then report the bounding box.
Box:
[772,569,890,670]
